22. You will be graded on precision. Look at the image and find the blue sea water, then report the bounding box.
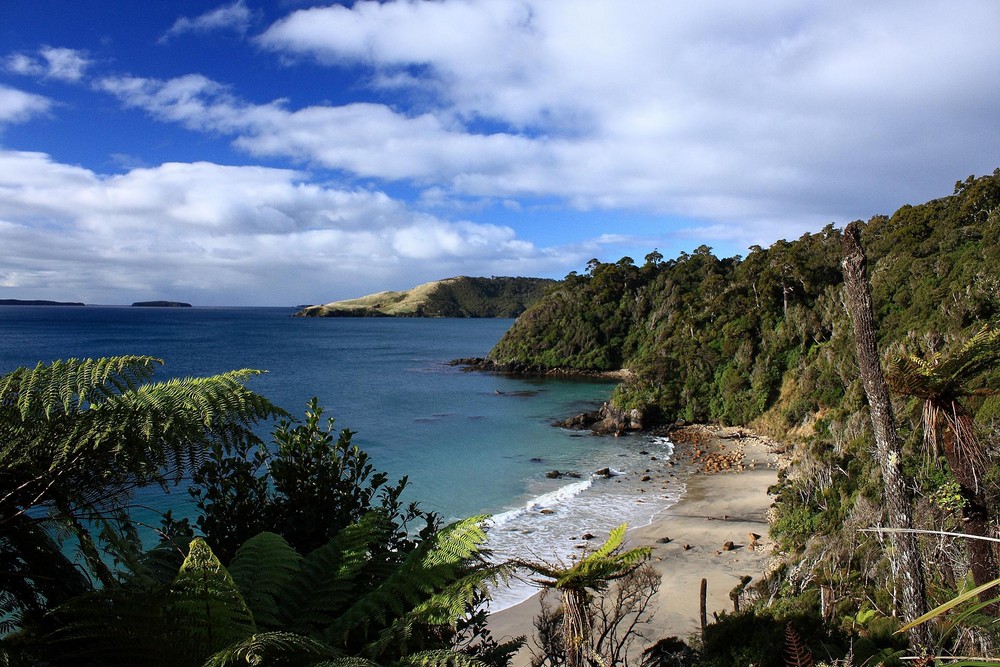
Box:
[0,305,683,609]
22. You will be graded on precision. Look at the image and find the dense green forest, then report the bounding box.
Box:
[487,170,1000,662]
[490,171,998,428]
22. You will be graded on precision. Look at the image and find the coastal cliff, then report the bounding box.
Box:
[296,276,554,318]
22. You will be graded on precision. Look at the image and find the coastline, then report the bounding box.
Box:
[487,425,781,665]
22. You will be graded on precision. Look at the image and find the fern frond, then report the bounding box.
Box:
[170,538,257,654]
[281,512,397,635]
[202,631,341,667]
[784,622,814,667]
[400,649,490,667]
[229,532,303,630]
[325,516,490,647]
[314,658,382,667]
[0,356,162,422]
[407,563,512,626]
[586,523,626,561]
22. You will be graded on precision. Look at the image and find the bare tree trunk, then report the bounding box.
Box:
[842,221,931,649]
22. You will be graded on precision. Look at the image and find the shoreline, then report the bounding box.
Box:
[487,425,781,665]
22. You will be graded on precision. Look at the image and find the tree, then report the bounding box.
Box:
[0,356,281,629]
[887,325,1000,605]
[514,524,652,667]
[841,222,930,648]
[189,398,434,563]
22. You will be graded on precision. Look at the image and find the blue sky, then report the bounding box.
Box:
[2,1,999,306]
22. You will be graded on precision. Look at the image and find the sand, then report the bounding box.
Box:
[487,427,781,665]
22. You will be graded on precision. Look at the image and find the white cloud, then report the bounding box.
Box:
[161,1,253,42]
[4,47,91,82]
[0,150,580,305]
[94,0,1000,240]
[0,85,51,126]
[253,0,1000,222]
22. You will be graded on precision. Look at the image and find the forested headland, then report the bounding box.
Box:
[482,169,1000,661]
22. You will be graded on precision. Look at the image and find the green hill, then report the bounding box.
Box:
[295,276,555,318]
[488,170,999,429]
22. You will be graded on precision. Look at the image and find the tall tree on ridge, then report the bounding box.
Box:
[842,221,930,648]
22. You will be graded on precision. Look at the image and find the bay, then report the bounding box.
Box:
[0,305,682,609]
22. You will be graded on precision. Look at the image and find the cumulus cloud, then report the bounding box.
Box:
[0,150,580,305]
[254,0,1000,222]
[89,0,1000,239]
[4,46,91,82]
[160,1,253,42]
[0,85,51,126]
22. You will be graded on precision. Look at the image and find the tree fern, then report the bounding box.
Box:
[886,324,1000,602]
[228,532,303,630]
[513,524,651,667]
[202,631,342,667]
[0,356,282,634]
[279,512,400,636]
[324,516,491,651]
[170,538,257,655]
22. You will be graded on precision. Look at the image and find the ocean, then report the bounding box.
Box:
[0,305,682,609]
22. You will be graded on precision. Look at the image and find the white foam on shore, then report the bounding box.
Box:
[486,434,683,612]
[488,477,594,529]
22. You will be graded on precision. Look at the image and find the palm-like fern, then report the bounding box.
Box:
[42,538,256,667]
[886,325,1000,599]
[37,516,509,667]
[0,356,282,625]
[513,524,651,667]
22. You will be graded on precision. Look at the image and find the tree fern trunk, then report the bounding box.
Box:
[941,405,998,610]
[842,222,930,649]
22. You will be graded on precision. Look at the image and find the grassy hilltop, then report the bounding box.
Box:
[296,276,555,318]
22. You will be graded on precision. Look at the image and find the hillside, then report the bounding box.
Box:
[482,169,1000,659]
[295,276,555,318]
[488,170,999,428]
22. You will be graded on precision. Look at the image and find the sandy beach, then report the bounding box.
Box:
[488,426,781,665]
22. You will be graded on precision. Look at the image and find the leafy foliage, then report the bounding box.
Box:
[516,524,653,667]
[190,397,435,563]
[490,170,999,431]
[32,516,506,667]
[0,356,281,629]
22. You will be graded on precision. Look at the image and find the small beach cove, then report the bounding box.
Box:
[487,425,782,666]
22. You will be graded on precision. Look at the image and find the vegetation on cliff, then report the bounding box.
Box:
[297,276,555,318]
[488,169,1000,661]
[489,171,998,429]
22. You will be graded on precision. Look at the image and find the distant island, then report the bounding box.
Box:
[0,299,85,306]
[296,276,555,318]
[131,301,192,308]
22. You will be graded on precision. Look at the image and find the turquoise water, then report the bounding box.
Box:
[0,306,683,608]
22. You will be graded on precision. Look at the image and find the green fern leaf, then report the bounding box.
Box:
[202,631,341,667]
[170,538,257,655]
[229,532,303,630]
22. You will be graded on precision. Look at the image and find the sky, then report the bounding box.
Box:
[1,1,998,306]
